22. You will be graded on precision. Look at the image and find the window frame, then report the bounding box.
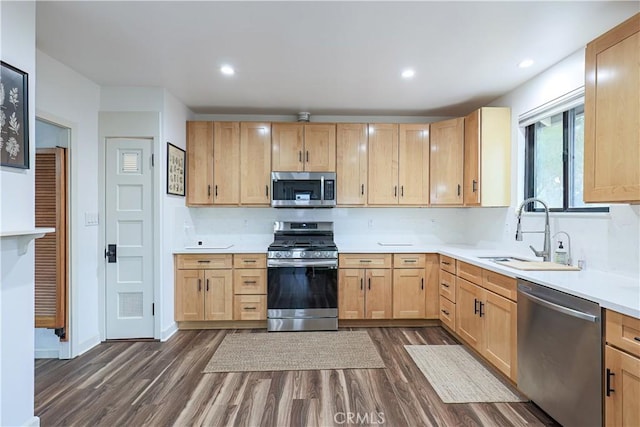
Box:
[524,106,608,213]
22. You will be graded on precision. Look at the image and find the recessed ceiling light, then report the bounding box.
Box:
[401,69,415,79]
[220,65,235,76]
[518,59,534,69]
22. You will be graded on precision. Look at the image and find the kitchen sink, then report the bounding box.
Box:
[477,256,531,263]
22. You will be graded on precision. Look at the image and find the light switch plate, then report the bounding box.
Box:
[85,212,99,226]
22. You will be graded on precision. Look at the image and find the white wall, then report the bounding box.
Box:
[35,50,102,357]
[161,91,193,340]
[469,49,640,277]
[0,2,39,425]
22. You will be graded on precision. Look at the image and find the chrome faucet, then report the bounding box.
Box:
[515,197,551,262]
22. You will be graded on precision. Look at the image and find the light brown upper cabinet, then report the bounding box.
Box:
[584,13,640,203]
[213,122,240,205]
[430,117,464,205]
[271,123,336,172]
[368,123,429,205]
[186,121,214,205]
[463,107,511,207]
[240,122,271,205]
[336,123,368,205]
[398,124,430,205]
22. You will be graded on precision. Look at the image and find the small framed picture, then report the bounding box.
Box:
[166,142,185,196]
[1,61,29,169]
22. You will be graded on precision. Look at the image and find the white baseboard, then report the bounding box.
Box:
[161,322,178,342]
[34,349,59,359]
[75,335,101,357]
[23,416,40,427]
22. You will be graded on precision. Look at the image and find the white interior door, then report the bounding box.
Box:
[105,138,154,339]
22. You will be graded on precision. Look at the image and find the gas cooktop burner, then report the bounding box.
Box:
[267,221,338,260]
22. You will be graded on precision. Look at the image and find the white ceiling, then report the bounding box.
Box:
[35,1,639,117]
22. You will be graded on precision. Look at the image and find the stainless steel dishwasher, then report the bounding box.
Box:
[517,279,602,427]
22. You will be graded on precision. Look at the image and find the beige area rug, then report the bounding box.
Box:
[405,345,525,403]
[204,331,385,373]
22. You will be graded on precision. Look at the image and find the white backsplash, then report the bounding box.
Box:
[175,204,639,278]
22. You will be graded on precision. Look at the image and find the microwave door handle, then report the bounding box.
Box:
[320,175,325,205]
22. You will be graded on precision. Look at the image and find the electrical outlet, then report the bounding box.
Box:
[368,219,374,229]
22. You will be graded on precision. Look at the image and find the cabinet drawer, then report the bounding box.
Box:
[234,253,267,269]
[439,296,456,330]
[440,255,456,274]
[482,270,517,301]
[233,269,266,294]
[176,254,232,269]
[234,295,266,320]
[606,310,640,358]
[457,261,482,285]
[439,270,456,302]
[339,254,391,269]
[393,253,426,268]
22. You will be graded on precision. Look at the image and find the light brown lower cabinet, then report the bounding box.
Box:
[338,268,392,319]
[233,254,267,320]
[175,268,233,321]
[455,273,517,381]
[604,309,640,426]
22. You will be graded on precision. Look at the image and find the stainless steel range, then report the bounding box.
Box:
[267,221,338,332]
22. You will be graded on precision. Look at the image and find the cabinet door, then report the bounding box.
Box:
[398,124,429,205]
[424,254,440,319]
[585,14,640,203]
[186,121,213,205]
[482,291,517,381]
[605,345,640,427]
[367,124,399,205]
[204,269,233,320]
[272,123,304,171]
[366,269,392,319]
[240,122,271,205]
[338,269,365,319]
[234,295,267,320]
[430,117,464,205]
[304,124,336,172]
[336,123,367,205]
[392,268,426,319]
[213,122,240,204]
[175,269,203,321]
[464,109,481,206]
[455,277,483,351]
[233,269,266,294]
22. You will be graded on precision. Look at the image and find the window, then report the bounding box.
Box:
[523,102,608,213]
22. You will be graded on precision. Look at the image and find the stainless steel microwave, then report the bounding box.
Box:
[271,172,336,208]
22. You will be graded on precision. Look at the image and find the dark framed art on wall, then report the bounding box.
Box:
[167,142,185,196]
[1,61,29,169]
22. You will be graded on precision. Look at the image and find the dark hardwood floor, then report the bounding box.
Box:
[35,327,558,426]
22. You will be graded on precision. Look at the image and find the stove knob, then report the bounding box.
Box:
[314,251,321,258]
[275,252,282,258]
[301,251,307,258]
[286,252,292,258]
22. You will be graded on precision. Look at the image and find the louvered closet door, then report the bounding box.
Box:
[35,148,67,332]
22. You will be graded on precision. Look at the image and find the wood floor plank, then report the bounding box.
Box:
[35,327,560,427]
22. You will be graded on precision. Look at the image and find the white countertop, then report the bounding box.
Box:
[174,238,640,319]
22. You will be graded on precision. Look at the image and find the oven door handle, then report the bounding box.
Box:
[268,259,338,268]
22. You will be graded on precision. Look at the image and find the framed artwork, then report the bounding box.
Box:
[1,61,29,169]
[167,142,185,196]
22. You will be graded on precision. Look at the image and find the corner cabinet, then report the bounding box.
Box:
[584,13,640,203]
[463,107,511,207]
[430,118,464,205]
[240,122,271,205]
[337,123,368,205]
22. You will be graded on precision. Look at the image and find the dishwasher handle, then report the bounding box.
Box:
[519,288,599,323]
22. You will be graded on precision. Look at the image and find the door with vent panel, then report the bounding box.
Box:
[105,138,154,338]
